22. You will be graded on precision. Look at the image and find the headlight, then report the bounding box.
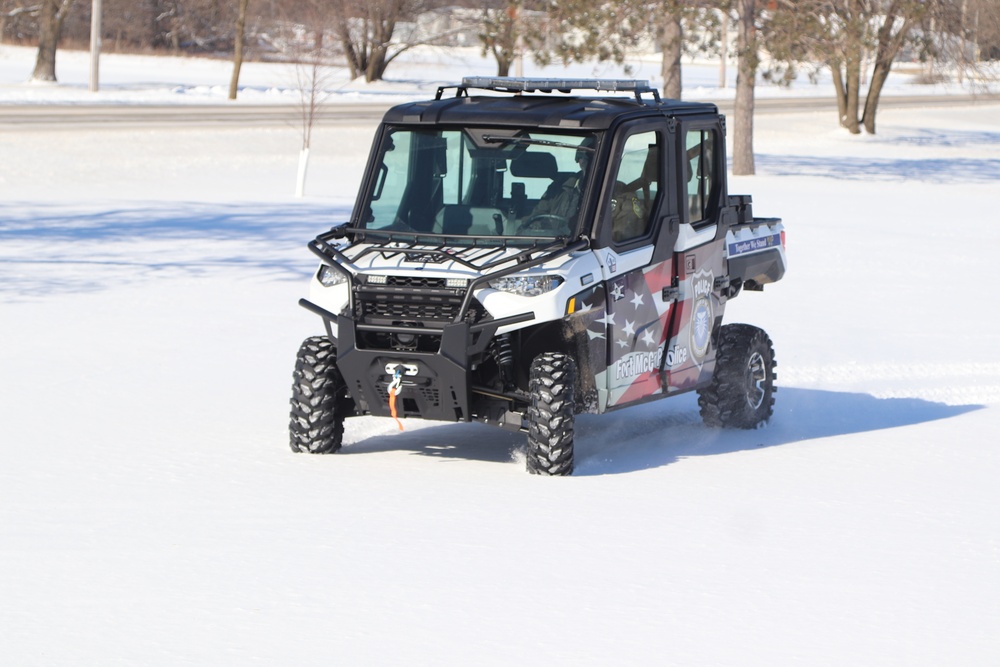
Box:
[489,274,563,297]
[318,265,349,287]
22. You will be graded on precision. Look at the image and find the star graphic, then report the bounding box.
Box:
[597,311,616,326]
[586,329,606,340]
[622,319,636,337]
[610,282,624,301]
[641,329,657,347]
[616,338,629,349]
[630,291,644,309]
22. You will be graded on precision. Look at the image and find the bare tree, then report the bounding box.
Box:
[860,1,929,133]
[288,0,455,83]
[922,0,1000,88]
[293,44,336,197]
[828,2,869,134]
[765,0,956,134]
[331,0,424,82]
[31,0,73,82]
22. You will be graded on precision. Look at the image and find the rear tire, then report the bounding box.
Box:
[698,324,776,429]
[289,336,346,454]
[525,353,576,476]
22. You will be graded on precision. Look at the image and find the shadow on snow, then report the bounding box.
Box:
[336,388,983,476]
[755,155,1000,183]
[756,126,1000,183]
[0,201,351,299]
[0,200,347,242]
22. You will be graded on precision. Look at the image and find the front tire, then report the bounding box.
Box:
[289,336,347,454]
[525,353,577,476]
[698,324,776,429]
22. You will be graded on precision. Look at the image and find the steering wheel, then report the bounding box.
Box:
[516,214,569,235]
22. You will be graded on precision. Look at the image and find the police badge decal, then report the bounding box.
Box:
[690,269,714,363]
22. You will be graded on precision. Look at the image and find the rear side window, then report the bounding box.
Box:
[684,129,720,225]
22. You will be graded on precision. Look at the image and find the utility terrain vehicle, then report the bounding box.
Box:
[290,77,786,475]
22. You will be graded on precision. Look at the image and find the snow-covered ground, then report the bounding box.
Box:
[1,45,999,665]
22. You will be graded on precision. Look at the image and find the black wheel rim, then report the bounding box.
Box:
[746,351,767,410]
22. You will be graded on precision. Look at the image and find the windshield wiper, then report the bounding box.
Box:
[482,135,595,153]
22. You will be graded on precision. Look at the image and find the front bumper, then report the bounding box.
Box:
[302,309,533,423]
[336,315,476,422]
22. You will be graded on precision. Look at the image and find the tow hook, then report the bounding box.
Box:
[387,368,404,431]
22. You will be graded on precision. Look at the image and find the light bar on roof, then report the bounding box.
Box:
[461,76,653,94]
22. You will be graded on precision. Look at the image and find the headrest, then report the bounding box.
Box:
[511,152,557,179]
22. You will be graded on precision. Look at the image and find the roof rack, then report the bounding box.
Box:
[436,77,661,104]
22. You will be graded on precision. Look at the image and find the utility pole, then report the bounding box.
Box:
[89,0,101,92]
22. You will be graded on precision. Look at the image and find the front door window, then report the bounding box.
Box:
[607,131,660,243]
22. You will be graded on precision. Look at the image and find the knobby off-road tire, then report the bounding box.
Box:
[289,336,347,454]
[698,324,777,429]
[526,353,577,476]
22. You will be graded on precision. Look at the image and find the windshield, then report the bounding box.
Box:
[356,127,597,243]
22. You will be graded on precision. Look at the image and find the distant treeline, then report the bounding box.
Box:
[3,0,998,65]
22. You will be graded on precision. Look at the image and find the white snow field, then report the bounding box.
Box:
[2,45,1000,665]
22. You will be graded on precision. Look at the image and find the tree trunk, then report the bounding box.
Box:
[659,14,683,99]
[490,2,516,77]
[488,24,515,77]
[830,60,850,128]
[862,8,916,135]
[366,45,388,82]
[364,15,396,82]
[296,147,310,198]
[228,0,250,100]
[835,1,864,134]
[732,0,757,176]
[32,0,74,82]
[862,60,891,134]
[844,45,861,134]
[336,17,363,80]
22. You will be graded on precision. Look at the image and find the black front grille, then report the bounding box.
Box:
[365,298,461,322]
[385,276,449,288]
[356,275,469,325]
